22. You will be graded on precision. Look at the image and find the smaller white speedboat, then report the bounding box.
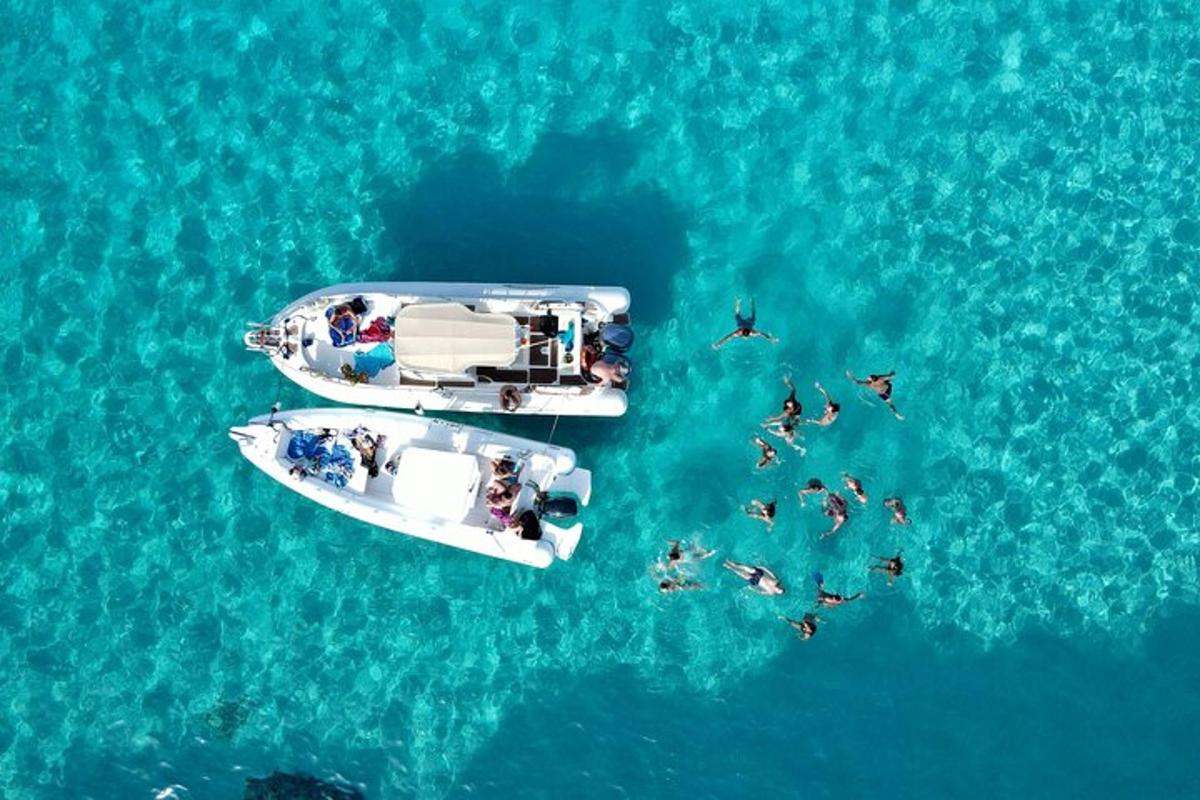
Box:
[229,408,592,568]
[243,282,634,416]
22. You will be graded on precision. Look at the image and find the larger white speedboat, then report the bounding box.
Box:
[229,408,592,568]
[244,283,633,416]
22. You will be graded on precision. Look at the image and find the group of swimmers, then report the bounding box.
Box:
[654,298,911,641]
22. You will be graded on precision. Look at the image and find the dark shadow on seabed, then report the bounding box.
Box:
[370,127,689,328]
[450,602,1200,800]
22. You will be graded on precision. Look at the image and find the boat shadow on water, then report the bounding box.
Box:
[370,126,690,327]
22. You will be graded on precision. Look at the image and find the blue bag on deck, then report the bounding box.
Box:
[287,431,322,461]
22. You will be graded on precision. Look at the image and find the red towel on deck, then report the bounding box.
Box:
[358,317,393,343]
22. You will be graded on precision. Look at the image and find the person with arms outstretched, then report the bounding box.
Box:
[869,552,905,585]
[847,369,904,420]
[713,297,779,349]
[780,613,820,640]
[723,559,786,595]
[813,572,865,608]
[804,381,840,427]
[744,499,777,529]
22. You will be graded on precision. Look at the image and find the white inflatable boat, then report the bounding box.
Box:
[229,408,593,568]
[244,283,634,416]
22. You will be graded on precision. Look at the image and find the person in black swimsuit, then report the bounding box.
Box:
[814,572,865,608]
[843,473,868,504]
[659,577,704,593]
[723,559,785,595]
[764,376,802,424]
[869,552,905,585]
[744,499,777,529]
[780,613,820,640]
[712,298,779,349]
[752,436,780,469]
[847,369,904,420]
[797,477,827,506]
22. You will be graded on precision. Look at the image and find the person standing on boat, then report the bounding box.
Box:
[712,298,779,349]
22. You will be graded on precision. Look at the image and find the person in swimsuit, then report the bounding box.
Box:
[802,381,840,427]
[883,496,911,525]
[712,298,779,349]
[847,369,904,420]
[821,492,849,539]
[659,577,704,593]
[843,473,868,504]
[744,499,777,529]
[797,478,827,506]
[764,376,802,424]
[664,539,716,571]
[762,415,804,451]
[813,572,865,608]
[869,552,905,585]
[723,559,785,595]
[752,436,780,469]
[780,613,820,640]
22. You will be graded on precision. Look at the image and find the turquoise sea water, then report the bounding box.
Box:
[4,1,1200,797]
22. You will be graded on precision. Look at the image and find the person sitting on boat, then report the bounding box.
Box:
[490,456,521,486]
[712,297,779,349]
[506,509,542,540]
[326,303,360,348]
[288,464,309,481]
[349,427,384,479]
[723,559,785,595]
[588,354,630,387]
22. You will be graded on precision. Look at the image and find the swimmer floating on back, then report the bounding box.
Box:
[723,559,785,595]
[712,298,779,349]
[846,369,904,420]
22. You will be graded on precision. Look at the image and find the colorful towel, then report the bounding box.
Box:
[358,317,393,343]
[354,343,395,378]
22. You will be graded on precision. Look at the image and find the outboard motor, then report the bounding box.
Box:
[536,491,579,519]
[599,323,634,353]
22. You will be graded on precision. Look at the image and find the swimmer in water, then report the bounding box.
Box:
[664,539,717,571]
[779,613,820,640]
[659,577,704,593]
[744,499,777,530]
[762,415,805,451]
[797,478,827,507]
[723,559,785,595]
[883,496,911,525]
[843,473,868,504]
[821,492,849,539]
[752,436,780,469]
[846,369,904,420]
[813,572,865,608]
[803,381,840,427]
[764,376,802,424]
[712,297,779,349]
[869,552,905,585]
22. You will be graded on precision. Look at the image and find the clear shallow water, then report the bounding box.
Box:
[3,1,1200,797]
